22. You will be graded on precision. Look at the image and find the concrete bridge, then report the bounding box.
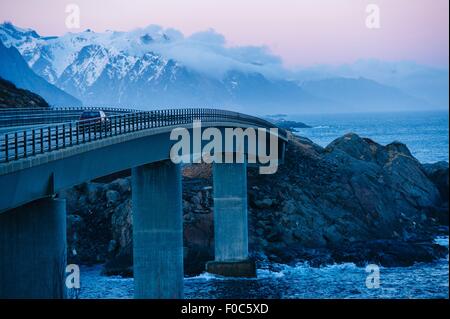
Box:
[0,107,287,299]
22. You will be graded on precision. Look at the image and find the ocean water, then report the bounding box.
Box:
[291,111,449,163]
[75,111,449,299]
[77,237,448,299]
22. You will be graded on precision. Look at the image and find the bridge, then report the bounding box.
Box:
[0,107,287,299]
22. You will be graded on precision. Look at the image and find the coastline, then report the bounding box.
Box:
[63,128,449,279]
[75,235,449,299]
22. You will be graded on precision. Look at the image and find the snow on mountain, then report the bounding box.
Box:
[60,45,109,88]
[0,22,283,84]
[0,22,287,109]
[0,40,82,106]
[0,22,442,113]
[0,23,163,83]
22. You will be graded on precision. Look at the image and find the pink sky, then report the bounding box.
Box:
[0,0,448,68]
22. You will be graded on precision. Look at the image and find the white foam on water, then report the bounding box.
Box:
[434,236,449,247]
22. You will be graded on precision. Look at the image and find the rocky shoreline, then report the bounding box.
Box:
[61,132,449,276]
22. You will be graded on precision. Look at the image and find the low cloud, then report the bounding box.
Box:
[136,27,287,79]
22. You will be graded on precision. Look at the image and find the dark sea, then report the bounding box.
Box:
[78,237,448,299]
[292,110,449,163]
[78,111,449,299]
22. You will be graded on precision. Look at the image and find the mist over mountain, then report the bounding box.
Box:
[0,22,446,114]
[294,60,449,110]
[301,77,430,112]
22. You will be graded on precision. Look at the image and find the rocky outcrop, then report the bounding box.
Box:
[0,77,49,108]
[422,161,449,225]
[266,118,311,130]
[422,161,449,202]
[245,133,447,266]
[62,132,448,276]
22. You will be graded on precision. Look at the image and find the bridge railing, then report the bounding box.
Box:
[0,108,286,163]
[0,107,138,128]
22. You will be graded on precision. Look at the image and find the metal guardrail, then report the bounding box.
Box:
[0,108,286,163]
[0,107,138,128]
[0,106,139,114]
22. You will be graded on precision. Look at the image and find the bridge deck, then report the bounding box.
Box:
[0,108,286,165]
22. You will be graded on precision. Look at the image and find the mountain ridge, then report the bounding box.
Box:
[0,22,443,114]
[0,38,82,106]
[0,76,49,108]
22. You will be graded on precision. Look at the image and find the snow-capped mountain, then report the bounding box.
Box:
[0,22,441,113]
[0,22,311,111]
[0,39,81,106]
[0,23,237,108]
[0,23,181,86]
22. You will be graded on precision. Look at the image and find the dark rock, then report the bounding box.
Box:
[333,240,448,267]
[272,120,311,131]
[106,190,120,206]
[422,161,449,225]
[64,132,448,276]
[84,182,105,204]
[422,161,449,202]
[206,259,256,277]
[111,200,132,253]
[183,211,214,274]
[102,243,133,277]
[0,77,49,108]
[254,198,274,208]
[109,178,131,195]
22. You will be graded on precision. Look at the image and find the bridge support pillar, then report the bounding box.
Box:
[132,160,183,299]
[206,162,256,277]
[0,196,67,299]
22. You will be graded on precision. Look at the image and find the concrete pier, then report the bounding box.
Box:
[132,160,183,299]
[207,162,256,277]
[0,197,67,299]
